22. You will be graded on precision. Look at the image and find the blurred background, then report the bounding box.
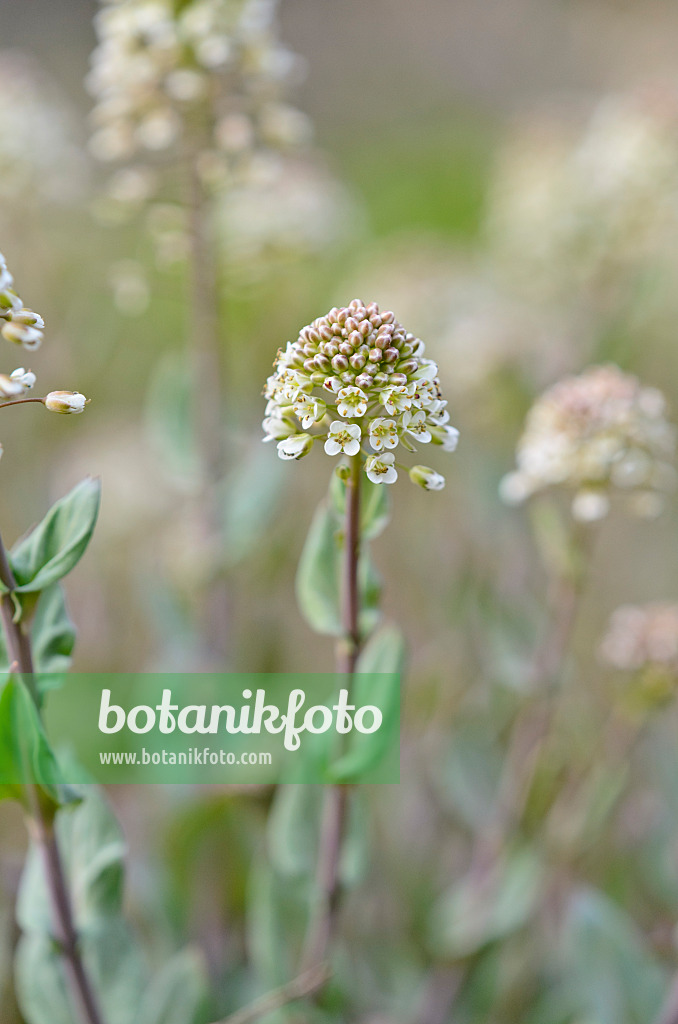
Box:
[3,1,678,1022]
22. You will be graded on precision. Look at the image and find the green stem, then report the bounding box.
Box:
[299,454,362,975]
[0,528,106,1024]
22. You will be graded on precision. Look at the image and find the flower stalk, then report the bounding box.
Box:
[299,453,362,977]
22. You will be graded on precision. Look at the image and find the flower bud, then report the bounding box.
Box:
[335,463,352,481]
[409,465,445,491]
[45,391,88,414]
[11,309,44,329]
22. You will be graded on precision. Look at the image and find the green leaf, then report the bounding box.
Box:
[267,784,324,878]
[0,676,62,803]
[296,499,343,636]
[246,857,310,989]
[562,888,666,1024]
[16,789,145,1024]
[10,478,101,594]
[145,352,197,481]
[0,586,75,702]
[429,846,544,959]
[295,498,382,638]
[138,949,210,1024]
[14,934,73,1024]
[330,625,404,783]
[329,474,391,540]
[219,444,286,568]
[32,585,76,679]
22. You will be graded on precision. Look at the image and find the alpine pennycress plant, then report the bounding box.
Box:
[252,301,459,1008]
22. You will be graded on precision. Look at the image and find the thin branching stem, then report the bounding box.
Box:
[210,962,332,1024]
[0,528,106,1024]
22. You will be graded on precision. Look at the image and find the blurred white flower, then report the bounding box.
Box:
[501,365,676,521]
[601,603,678,675]
[0,51,87,208]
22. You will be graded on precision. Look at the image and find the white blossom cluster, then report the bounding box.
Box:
[263,300,458,489]
[487,86,678,301]
[88,0,310,199]
[601,603,678,676]
[0,251,87,460]
[0,51,85,209]
[501,365,676,522]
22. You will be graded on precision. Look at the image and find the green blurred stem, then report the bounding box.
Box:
[0,528,106,1024]
[188,159,223,484]
[299,455,362,975]
[654,974,678,1024]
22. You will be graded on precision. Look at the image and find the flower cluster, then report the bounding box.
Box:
[88,0,309,196]
[0,51,85,209]
[0,253,45,351]
[487,85,678,303]
[501,365,676,521]
[0,250,88,459]
[263,300,458,489]
[600,603,678,677]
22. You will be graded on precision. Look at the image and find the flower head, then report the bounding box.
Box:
[501,365,675,520]
[264,300,457,488]
[88,0,308,200]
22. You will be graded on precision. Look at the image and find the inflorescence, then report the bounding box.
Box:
[501,364,676,521]
[0,250,88,459]
[88,0,309,198]
[263,299,458,489]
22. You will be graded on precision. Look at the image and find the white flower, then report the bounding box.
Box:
[431,424,460,451]
[277,433,313,460]
[571,489,610,522]
[366,452,398,485]
[10,367,36,391]
[369,417,399,452]
[380,384,414,415]
[409,465,445,491]
[0,374,25,399]
[293,394,326,429]
[262,413,295,442]
[337,386,368,418]
[1,319,43,350]
[44,391,88,414]
[324,421,361,457]
[403,409,431,444]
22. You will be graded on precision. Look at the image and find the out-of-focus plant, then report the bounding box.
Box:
[486,84,678,360]
[0,249,105,1024]
[421,362,677,1023]
[209,299,458,1020]
[500,364,677,523]
[0,250,215,1024]
[0,52,86,222]
[87,0,352,667]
